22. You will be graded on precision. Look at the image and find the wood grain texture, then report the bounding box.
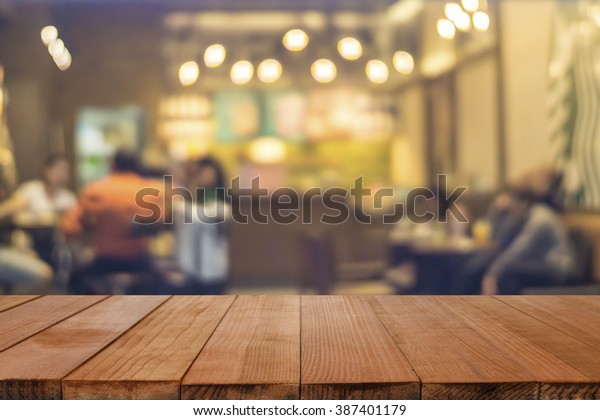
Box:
[496,296,600,350]
[301,296,420,400]
[182,295,300,400]
[0,295,168,399]
[63,296,234,400]
[0,296,40,313]
[0,295,106,352]
[466,297,600,400]
[370,296,551,399]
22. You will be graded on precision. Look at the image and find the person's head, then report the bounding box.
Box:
[503,185,536,214]
[112,149,139,174]
[189,155,227,202]
[44,154,70,189]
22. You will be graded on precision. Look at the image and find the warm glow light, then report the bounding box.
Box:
[231,60,254,85]
[311,59,337,83]
[54,49,72,71]
[204,44,226,68]
[444,3,462,22]
[393,51,414,75]
[40,26,58,46]
[248,137,287,164]
[178,61,200,86]
[48,38,65,58]
[337,37,363,61]
[454,10,471,31]
[473,11,490,31]
[461,0,479,12]
[366,60,389,84]
[283,29,309,52]
[437,19,456,39]
[257,59,282,83]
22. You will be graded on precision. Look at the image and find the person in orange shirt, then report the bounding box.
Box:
[62,149,165,294]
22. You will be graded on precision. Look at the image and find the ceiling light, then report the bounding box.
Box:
[41,26,58,46]
[366,60,389,84]
[54,49,72,71]
[283,29,309,52]
[437,19,456,39]
[257,59,282,83]
[231,60,254,85]
[48,39,65,58]
[473,11,490,31]
[454,10,471,31]
[461,0,479,12]
[311,59,337,83]
[393,51,415,75]
[179,61,200,86]
[204,44,226,68]
[337,37,363,61]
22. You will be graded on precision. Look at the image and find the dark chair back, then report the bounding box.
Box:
[568,228,595,284]
[298,230,336,295]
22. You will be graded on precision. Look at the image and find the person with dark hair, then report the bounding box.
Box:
[62,149,165,294]
[172,155,230,295]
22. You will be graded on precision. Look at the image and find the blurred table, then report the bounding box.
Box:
[388,236,486,294]
[0,295,599,400]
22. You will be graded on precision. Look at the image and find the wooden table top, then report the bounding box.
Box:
[0,295,599,400]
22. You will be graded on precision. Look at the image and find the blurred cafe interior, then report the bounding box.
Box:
[0,0,600,296]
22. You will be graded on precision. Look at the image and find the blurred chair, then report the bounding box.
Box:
[298,229,393,295]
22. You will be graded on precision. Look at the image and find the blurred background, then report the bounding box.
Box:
[0,0,599,296]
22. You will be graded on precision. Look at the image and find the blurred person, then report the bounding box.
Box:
[0,179,53,293]
[173,155,230,295]
[62,149,165,294]
[1,155,77,266]
[454,185,575,294]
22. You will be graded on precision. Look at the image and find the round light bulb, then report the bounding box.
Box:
[257,59,282,84]
[48,38,65,58]
[473,11,490,31]
[461,0,479,12]
[311,59,337,84]
[283,29,309,52]
[41,25,58,46]
[204,44,226,68]
[230,60,254,85]
[54,49,72,71]
[393,51,415,75]
[444,3,463,22]
[454,10,471,31]
[366,59,389,84]
[337,37,363,61]
[437,19,456,40]
[178,61,200,86]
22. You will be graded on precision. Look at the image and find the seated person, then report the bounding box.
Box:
[172,156,230,295]
[3,155,76,265]
[61,149,164,294]
[0,181,53,293]
[481,187,575,294]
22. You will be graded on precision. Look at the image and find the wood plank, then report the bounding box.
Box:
[370,296,575,399]
[0,295,106,352]
[464,297,600,399]
[182,296,300,400]
[0,296,40,313]
[496,296,600,350]
[63,296,235,400]
[0,295,168,399]
[301,296,419,400]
